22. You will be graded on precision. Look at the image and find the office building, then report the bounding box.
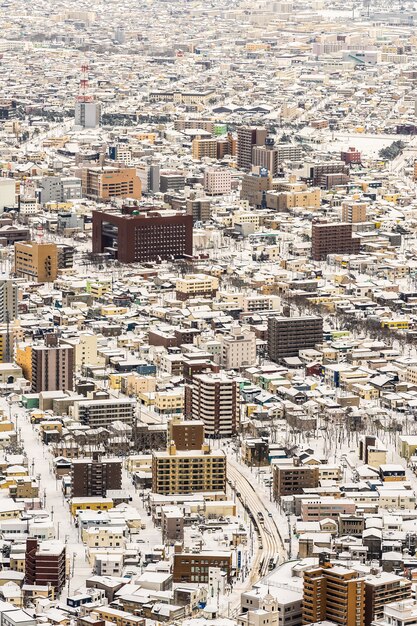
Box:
[92,209,193,263]
[25,538,66,595]
[168,416,205,451]
[175,273,219,301]
[341,147,362,164]
[237,126,267,170]
[73,397,136,427]
[31,334,74,392]
[37,176,82,205]
[14,241,58,282]
[252,141,303,175]
[137,163,160,194]
[160,173,185,193]
[173,550,232,583]
[152,442,226,495]
[0,280,18,323]
[204,168,232,195]
[71,455,122,498]
[185,373,239,437]
[302,161,349,187]
[75,100,101,129]
[186,197,211,223]
[82,166,141,201]
[114,26,126,44]
[272,462,320,499]
[364,572,411,626]
[312,222,360,261]
[342,202,367,223]
[268,315,323,361]
[240,170,272,205]
[220,325,257,369]
[303,558,365,626]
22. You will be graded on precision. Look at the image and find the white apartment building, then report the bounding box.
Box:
[372,600,417,626]
[73,398,136,427]
[204,168,232,195]
[187,373,239,437]
[220,325,256,369]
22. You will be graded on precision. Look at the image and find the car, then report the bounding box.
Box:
[268,512,273,517]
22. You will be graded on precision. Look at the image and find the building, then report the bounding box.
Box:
[204,169,232,195]
[303,558,365,626]
[0,179,16,212]
[73,398,136,428]
[272,462,320,499]
[302,161,349,187]
[240,589,303,626]
[151,442,226,495]
[71,455,122,498]
[161,507,184,543]
[175,274,219,301]
[92,209,193,263]
[37,176,82,205]
[220,325,257,369]
[268,316,323,361]
[0,280,18,323]
[75,101,101,128]
[173,550,232,583]
[342,202,367,223]
[371,600,417,626]
[240,170,272,205]
[237,127,267,170]
[82,167,141,201]
[192,138,218,160]
[168,416,205,451]
[341,147,362,164]
[252,141,303,175]
[25,538,66,595]
[14,241,58,282]
[31,335,74,393]
[364,572,411,626]
[186,197,211,223]
[185,373,239,437]
[311,222,360,261]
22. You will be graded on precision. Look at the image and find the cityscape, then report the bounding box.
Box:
[0,0,417,626]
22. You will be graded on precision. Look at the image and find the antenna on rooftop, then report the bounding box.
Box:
[77,64,93,103]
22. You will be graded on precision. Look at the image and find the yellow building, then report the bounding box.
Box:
[70,497,114,517]
[399,435,417,460]
[135,132,156,144]
[192,138,218,160]
[14,241,58,282]
[154,390,184,414]
[152,443,226,495]
[86,280,111,298]
[109,374,122,390]
[91,606,144,626]
[175,273,219,299]
[61,332,102,369]
[82,166,142,201]
[100,305,128,316]
[83,527,125,548]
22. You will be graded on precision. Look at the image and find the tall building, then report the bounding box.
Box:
[168,416,205,451]
[173,550,232,583]
[37,176,82,205]
[0,280,18,323]
[175,273,219,301]
[14,241,58,283]
[114,25,126,44]
[237,126,268,170]
[272,462,320,499]
[186,197,211,223]
[364,572,411,626]
[92,209,193,263]
[71,454,122,498]
[25,538,66,595]
[75,101,101,129]
[31,334,74,392]
[82,166,141,201]
[341,202,367,223]
[252,141,303,175]
[303,558,365,626]
[192,138,218,160]
[268,315,323,361]
[220,325,257,370]
[312,222,360,261]
[204,168,232,195]
[185,373,239,437]
[152,442,226,495]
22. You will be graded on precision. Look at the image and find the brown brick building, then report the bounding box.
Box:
[272,462,320,499]
[92,209,193,263]
[71,455,122,498]
[32,334,74,393]
[168,416,205,451]
[173,550,232,583]
[311,222,360,261]
[25,538,66,595]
